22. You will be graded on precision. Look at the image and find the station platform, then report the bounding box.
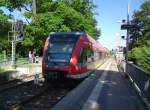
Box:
[52,58,148,110]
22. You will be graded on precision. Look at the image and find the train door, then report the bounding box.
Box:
[78,48,88,73]
[78,48,94,72]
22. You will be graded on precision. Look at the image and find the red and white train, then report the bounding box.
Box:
[42,32,108,80]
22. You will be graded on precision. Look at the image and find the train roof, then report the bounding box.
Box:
[49,32,86,36]
[84,34,104,51]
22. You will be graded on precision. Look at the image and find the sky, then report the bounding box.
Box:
[93,0,144,50]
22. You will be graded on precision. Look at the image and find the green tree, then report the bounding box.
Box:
[129,1,150,72]
[62,0,101,38]
[0,10,10,53]
[0,0,101,56]
[129,1,150,48]
[129,47,150,72]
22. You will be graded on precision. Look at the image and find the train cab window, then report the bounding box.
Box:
[78,48,94,66]
[46,33,80,64]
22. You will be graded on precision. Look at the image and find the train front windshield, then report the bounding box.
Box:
[46,34,79,66]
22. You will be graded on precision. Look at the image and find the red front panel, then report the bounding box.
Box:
[67,35,89,76]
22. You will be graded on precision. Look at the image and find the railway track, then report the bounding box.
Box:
[0,74,42,93]
[9,86,71,110]
[0,79,81,110]
[0,79,46,110]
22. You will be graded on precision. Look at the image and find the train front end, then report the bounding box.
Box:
[42,32,82,80]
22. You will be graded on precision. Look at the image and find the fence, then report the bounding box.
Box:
[0,58,28,65]
[0,57,42,71]
[127,63,150,106]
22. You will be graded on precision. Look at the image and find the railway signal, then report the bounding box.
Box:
[8,19,24,67]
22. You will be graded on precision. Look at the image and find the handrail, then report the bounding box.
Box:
[127,62,150,105]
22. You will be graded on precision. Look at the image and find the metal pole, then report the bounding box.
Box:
[125,0,130,73]
[11,20,16,66]
[12,41,16,66]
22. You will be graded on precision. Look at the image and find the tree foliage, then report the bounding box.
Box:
[129,1,150,72]
[129,1,150,48]
[0,10,10,52]
[0,0,101,56]
[1,0,31,11]
[129,47,150,72]
[0,11,9,34]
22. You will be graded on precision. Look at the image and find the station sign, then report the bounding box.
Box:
[121,24,139,30]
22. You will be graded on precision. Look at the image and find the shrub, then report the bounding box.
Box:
[129,47,150,72]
